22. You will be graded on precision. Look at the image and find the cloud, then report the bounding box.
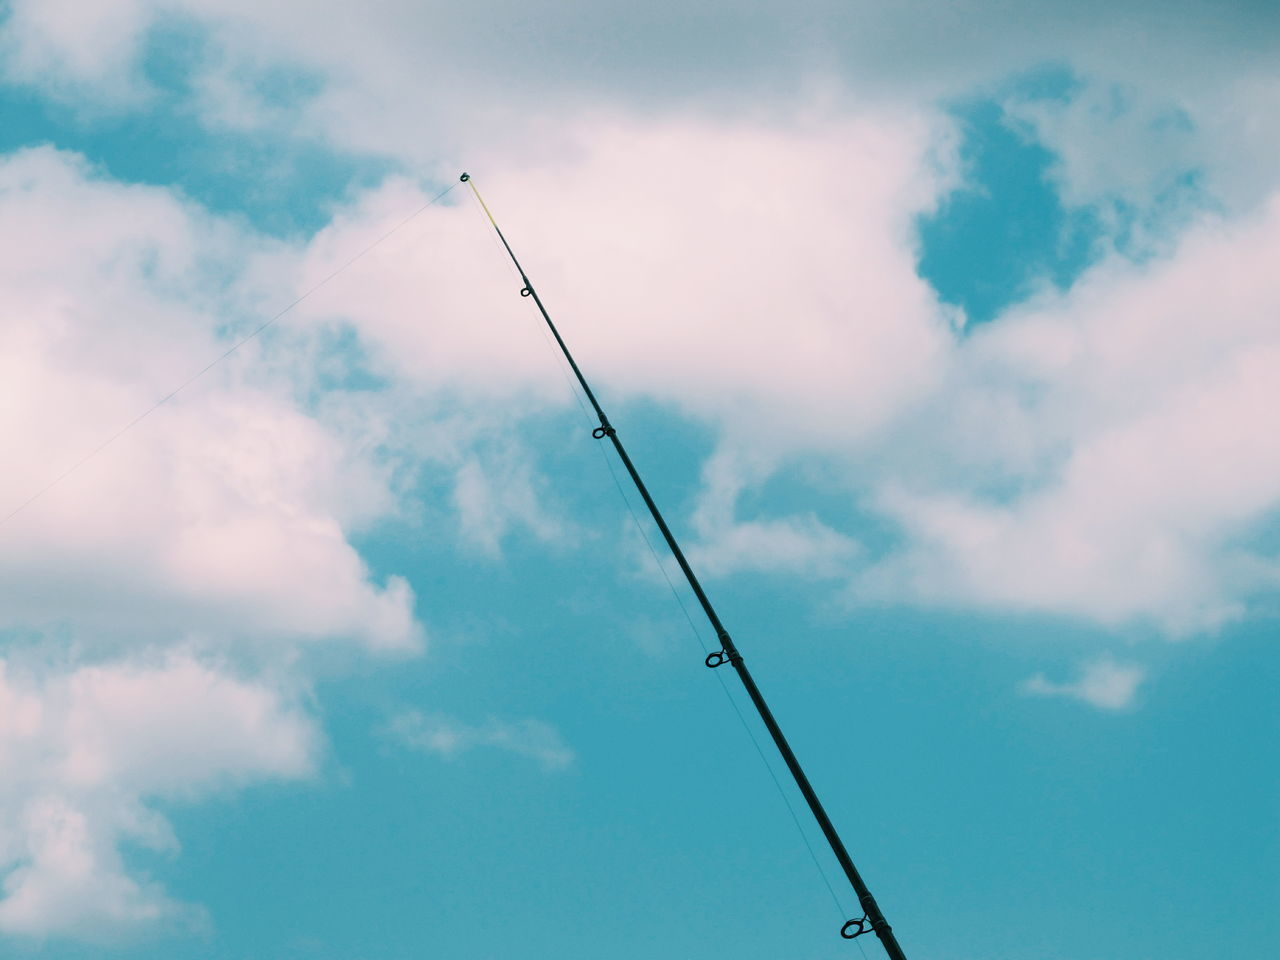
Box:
[0,146,436,939]
[0,654,315,939]
[10,84,1272,641]
[452,452,563,557]
[388,710,574,772]
[860,193,1280,632]
[0,146,422,654]
[1002,66,1280,218]
[1022,655,1146,711]
[297,103,1280,636]
[0,0,152,105]
[296,108,960,450]
[1004,80,1202,214]
[2,0,1277,199]
[686,446,859,579]
[4,5,1278,644]
[277,97,1280,636]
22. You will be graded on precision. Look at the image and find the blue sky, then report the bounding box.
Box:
[0,3,1277,959]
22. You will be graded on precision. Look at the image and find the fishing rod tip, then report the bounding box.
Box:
[459,172,470,182]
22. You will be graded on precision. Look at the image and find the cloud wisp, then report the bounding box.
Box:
[388,710,575,773]
[1021,655,1146,711]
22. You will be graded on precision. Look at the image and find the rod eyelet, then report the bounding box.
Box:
[841,917,872,939]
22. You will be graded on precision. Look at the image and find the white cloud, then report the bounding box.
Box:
[1004,68,1280,218]
[861,194,1280,633]
[296,108,960,451]
[9,89,1274,641]
[4,4,1278,644]
[290,101,1280,635]
[1022,655,1146,711]
[388,710,574,772]
[0,654,315,939]
[0,0,152,104]
[0,146,436,939]
[0,146,422,654]
[2,0,1277,206]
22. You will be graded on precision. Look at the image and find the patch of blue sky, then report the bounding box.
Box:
[918,70,1215,326]
[916,93,1102,327]
[594,395,722,506]
[0,20,395,239]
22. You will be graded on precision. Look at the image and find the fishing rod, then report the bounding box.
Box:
[459,172,909,959]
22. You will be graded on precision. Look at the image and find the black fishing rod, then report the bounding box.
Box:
[460,172,909,960]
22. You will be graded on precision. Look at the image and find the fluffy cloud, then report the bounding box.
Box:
[2,0,1277,190]
[9,79,1273,642]
[0,146,425,938]
[3,5,1277,638]
[297,109,960,448]
[1003,65,1280,218]
[863,195,1280,632]
[0,146,420,653]
[0,654,314,939]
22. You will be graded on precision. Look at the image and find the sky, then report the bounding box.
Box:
[0,2,1277,958]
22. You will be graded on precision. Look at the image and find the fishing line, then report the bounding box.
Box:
[0,181,458,533]
[463,177,852,926]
